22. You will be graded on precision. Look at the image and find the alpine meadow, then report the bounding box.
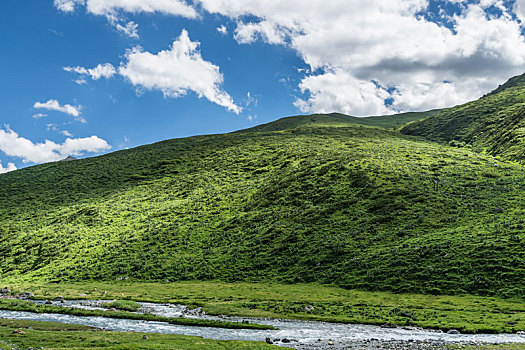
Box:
[6,1,525,349]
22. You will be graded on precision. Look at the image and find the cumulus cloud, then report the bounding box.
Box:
[34,99,82,118]
[64,63,117,82]
[0,127,111,164]
[198,0,525,115]
[119,29,242,113]
[0,161,17,174]
[294,69,392,116]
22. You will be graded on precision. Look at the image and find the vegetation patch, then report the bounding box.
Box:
[102,299,141,312]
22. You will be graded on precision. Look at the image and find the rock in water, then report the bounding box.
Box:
[53,296,66,303]
[381,322,397,328]
[17,292,34,299]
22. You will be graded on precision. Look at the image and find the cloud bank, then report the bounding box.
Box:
[54,0,525,116]
[196,0,525,115]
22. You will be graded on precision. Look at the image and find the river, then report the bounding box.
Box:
[1,300,525,349]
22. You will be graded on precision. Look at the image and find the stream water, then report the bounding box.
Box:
[1,300,525,349]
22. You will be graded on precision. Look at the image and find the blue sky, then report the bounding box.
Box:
[2,0,525,172]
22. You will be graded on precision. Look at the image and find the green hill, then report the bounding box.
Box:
[240,109,440,133]
[1,110,525,297]
[401,73,525,162]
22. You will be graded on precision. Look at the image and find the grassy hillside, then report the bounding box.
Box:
[2,118,525,298]
[240,110,439,133]
[401,73,525,162]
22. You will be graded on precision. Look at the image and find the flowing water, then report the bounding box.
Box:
[2,300,525,349]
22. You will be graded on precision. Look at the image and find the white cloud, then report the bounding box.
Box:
[75,78,88,85]
[34,99,82,118]
[53,0,83,12]
[119,29,242,114]
[217,25,227,35]
[294,69,392,116]
[0,161,17,174]
[46,123,59,131]
[245,92,257,107]
[515,0,525,21]
[32,113,48,119]
[198,0,525,116]
[54,0,197,38]
[61,130,73,137]
[54,0,197,17]
[84,0,197,17]
[64,63,117,81]
[64,66,89,75]
[0,127,110,164]
[234,21,288,45]
[115,21,139,38]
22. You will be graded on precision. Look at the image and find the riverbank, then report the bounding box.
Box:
[0,319,277,349]
[3,281,525,334]
[1,318,524,350]
[0,299,275,330]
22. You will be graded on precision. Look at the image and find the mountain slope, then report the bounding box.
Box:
[401,73,525,162]
[1,120,525,297]
[240,109,440,133]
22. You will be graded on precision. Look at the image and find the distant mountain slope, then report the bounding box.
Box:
[1,121,525,297]
[401,73,525,162]
[239,110,441,133]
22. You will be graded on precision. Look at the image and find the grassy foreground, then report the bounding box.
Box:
[0,319,277,350]
[4,281,525,334]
